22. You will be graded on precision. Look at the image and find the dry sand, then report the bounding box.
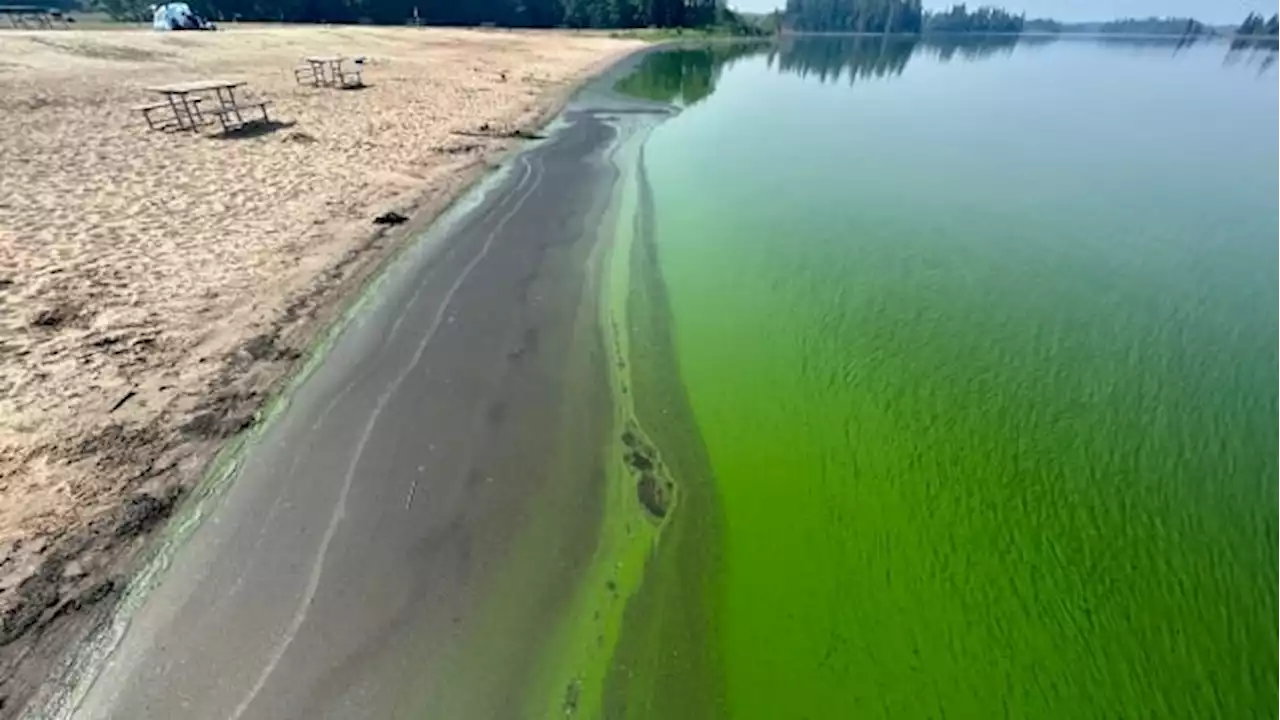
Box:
[0,25,640,711]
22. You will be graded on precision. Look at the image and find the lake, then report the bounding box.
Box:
[559,34,1278,719]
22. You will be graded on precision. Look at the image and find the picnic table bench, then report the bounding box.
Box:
[139,79,273,133]
[295,55,364,88]
[207,98,273,132]
[132,97,205,131]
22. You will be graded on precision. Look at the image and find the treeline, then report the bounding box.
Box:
[1236,12,1280,37]
[782,0,924,34]
[95,0,728,28]
[558,0,717,29]
[923,4,1022,33]
[1024,17,1208,35]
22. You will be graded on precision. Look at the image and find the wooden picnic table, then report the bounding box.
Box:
[302,56,344,86]
[145,79,245,131]
[300,56,363,88]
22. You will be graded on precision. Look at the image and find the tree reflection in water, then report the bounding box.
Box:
[616,33,1277,107]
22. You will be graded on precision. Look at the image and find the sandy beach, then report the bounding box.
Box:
[0,25,639,713]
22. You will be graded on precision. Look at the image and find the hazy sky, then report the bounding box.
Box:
[729,0,1278,24]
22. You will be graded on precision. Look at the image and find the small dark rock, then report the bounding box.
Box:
[373,211,408,226]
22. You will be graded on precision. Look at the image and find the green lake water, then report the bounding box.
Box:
[605,36,1278,718]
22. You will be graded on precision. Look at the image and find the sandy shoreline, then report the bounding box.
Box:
[0,26,640,714]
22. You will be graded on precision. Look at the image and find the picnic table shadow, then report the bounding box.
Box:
[296,81,372,92]
[213,118,296,140]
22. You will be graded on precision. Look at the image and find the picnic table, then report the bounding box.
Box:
[0,5,68,28]
[139,79,271,133]
[297,55,364,88]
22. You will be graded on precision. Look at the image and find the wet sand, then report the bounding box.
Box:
[0,26,641,717]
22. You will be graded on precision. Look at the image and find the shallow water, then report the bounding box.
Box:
[610,36,1278,718]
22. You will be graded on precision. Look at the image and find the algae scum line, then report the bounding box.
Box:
[50,39,1278,720]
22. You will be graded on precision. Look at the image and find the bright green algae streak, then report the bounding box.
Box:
[610,38,1278,718]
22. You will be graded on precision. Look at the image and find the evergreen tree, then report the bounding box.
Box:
[923,4,1024,33]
